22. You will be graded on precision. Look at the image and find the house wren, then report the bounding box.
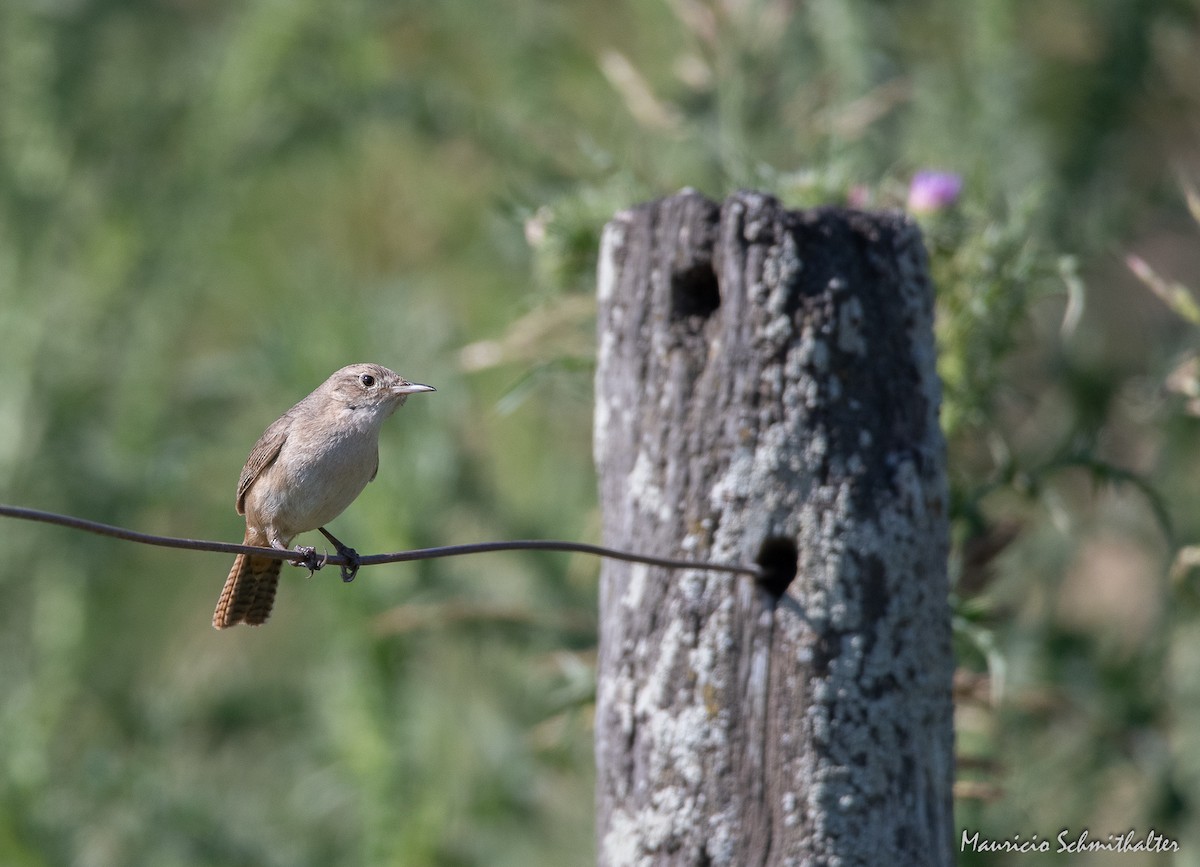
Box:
[212,363,435,629]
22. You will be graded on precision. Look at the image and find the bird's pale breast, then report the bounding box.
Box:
[244,420,381,542]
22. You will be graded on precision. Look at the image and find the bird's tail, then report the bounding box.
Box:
[213,536,284,629]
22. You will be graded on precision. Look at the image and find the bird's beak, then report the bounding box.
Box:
[393,382,436,396]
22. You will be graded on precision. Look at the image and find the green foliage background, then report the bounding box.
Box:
[1,0,1198,864]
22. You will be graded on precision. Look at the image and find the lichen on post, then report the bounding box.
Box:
[593,190,953,867]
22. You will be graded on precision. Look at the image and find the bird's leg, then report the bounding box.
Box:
[318,527,361,583]
[271,532,326,575]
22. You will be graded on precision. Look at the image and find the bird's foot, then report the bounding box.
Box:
[337,547,361,583]
[292,545,327,576]
[318,527,361,583]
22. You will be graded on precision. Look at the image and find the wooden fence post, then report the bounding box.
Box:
[592,190,953,866]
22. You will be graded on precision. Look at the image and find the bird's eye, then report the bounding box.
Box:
[360,374,376,388]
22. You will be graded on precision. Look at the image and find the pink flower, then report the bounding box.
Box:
[907,170,963,214]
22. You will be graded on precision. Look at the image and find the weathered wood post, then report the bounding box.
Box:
[593,190,953,866]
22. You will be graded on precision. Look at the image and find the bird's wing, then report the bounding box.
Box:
[235,413,290,514]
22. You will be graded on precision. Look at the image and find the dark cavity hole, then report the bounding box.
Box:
[755,536,798,600]
[670,262,720,323]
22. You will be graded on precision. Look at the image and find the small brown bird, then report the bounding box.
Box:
[213,363,435,629]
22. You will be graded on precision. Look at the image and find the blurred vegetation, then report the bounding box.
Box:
[0,0,1198,864]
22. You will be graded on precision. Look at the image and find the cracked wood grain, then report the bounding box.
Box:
[593,190,953,867]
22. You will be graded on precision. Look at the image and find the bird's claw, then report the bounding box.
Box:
[317,527,361,583]
[336,547,361,583]
[292,545,327,576]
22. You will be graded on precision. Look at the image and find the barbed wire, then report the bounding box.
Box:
[0,503,764,578]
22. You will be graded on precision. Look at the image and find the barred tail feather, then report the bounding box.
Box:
[213,552,283,629]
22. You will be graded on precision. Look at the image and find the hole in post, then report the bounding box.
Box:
[670,262,720,323]
[755,536,798,600]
